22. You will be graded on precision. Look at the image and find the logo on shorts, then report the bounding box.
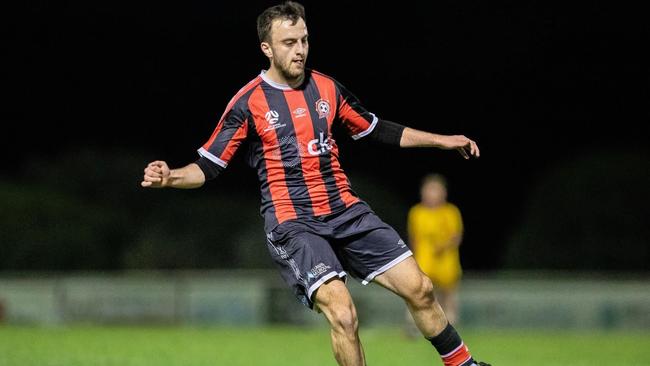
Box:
[307,263,331,281]
[315,99,331,119]
[397,239,406,248]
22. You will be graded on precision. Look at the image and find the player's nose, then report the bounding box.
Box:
[295,41,306,54]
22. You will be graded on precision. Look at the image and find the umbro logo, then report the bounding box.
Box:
[293,107,307,118]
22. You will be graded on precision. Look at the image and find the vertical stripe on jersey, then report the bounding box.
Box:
[250,86,297,224]
[328,142,359,207]
[261,86,314,218]
[247,118,278,230]
[334,80,376,137]
[282,90,332,216]
[302,76,346,212]
[311,73,360,207]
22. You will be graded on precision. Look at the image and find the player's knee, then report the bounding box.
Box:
[328,302,359,336]
[408,274,436,308]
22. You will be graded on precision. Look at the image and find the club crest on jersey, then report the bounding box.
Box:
[315,99,331,119]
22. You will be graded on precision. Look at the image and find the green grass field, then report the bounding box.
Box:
[1,325,648,366]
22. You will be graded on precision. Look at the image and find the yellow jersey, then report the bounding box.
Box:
[407,202,463,290]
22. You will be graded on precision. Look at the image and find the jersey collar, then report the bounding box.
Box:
[260,70,310,91]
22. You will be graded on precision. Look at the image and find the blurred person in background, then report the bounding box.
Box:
[405,174,464,337]
[141,2,486,366]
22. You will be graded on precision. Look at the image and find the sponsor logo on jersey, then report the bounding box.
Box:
[315,99,331,119]
[264,110,286,131]
[308,131,333,156]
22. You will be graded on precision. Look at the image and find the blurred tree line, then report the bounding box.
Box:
[1,148,648,271]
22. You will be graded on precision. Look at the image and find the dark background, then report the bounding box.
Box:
[3,1,649,272]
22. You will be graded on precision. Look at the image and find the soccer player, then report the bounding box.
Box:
[408,174,465,327]
[141,2,489,366]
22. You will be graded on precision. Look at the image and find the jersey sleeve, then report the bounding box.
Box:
[335,81,378,140]
[197,103,249,169]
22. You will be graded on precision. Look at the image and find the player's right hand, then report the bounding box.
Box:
[141,160,170,188]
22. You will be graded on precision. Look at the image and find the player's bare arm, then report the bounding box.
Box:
[399,127,480,159]
[141,161,205,189]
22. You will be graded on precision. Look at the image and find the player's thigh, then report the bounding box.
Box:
[373,256,432,298]
[313,277,355,313]
[313,277,361,331]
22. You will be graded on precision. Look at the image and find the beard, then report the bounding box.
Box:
[274,57,305,83]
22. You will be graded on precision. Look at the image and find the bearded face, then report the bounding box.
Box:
[262,17,309,85]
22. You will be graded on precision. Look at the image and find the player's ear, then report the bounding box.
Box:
[260,42,273,58]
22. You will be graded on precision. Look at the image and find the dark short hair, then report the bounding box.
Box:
[257,1,306,43]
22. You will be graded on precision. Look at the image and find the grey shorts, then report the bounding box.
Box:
[266,202,412,310]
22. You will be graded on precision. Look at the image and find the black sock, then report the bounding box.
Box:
[426,323,462,355]
[426,323,475,366]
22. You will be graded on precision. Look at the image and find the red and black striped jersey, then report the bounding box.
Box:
[198,69,378,232]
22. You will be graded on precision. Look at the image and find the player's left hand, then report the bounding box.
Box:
[456,137,480,159]
[438,135,480,159]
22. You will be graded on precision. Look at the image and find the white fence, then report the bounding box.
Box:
[0,271,649,329]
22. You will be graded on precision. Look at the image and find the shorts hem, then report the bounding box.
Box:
[361,250,412,285]
[307,271,347,303]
